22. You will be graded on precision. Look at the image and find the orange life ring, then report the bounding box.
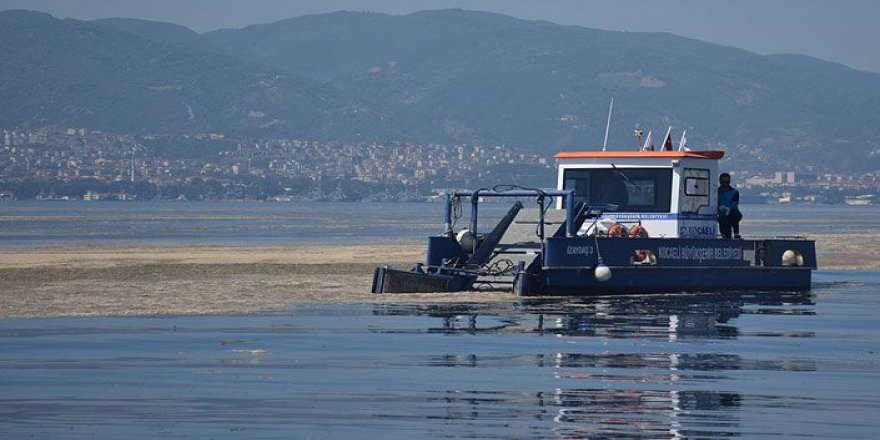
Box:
[629,225,649,238]
[607,224,628,238]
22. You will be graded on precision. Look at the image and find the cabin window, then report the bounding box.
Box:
[562,168,672,212]
[685,176,709,196]
[681,168,710,213]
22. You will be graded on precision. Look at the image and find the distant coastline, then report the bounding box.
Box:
[1,188,877,205]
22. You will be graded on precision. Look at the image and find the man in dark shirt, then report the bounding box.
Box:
[717,173,742,239]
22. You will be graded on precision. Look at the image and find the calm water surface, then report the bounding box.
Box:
[2,201,878,248]
[0,201,441,247]
[1,271,879,438]
[1,202,879,438]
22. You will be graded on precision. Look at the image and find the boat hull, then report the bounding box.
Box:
[521,236,816,295]
[539,265,812,296]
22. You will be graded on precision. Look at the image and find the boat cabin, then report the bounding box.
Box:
[554,150,725,238]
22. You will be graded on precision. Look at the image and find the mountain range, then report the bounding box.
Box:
[2,9,879,172]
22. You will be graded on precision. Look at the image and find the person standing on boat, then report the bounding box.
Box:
[717,172,742,239]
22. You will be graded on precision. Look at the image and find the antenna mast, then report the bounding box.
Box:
[602,97,614,151]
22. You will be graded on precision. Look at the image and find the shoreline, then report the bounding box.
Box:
[0,238,876,319]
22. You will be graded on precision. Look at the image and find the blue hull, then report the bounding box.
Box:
[541,266,812,296]
[521,236,817,295]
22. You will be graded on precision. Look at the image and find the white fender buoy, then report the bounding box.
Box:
[595,264,612,282]
[782,250,801,266]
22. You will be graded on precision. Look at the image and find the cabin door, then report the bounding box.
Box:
[678,168,716,237]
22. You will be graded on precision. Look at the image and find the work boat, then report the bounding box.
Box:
[372,149,816,296]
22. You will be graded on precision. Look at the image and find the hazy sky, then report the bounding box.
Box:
[3,0,879,73]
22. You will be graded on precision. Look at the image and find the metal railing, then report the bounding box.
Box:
[443,189,576,239]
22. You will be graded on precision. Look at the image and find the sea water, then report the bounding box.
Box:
[1,202,879,438]
[0,273,878,438]
[0,201,442,247]
[2,201,876,247]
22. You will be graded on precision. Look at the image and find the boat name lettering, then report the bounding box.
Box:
[566,245,595,256]
[679,225,717,236]
[657,246,742,261]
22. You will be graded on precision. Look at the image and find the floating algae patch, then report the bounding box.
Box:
[217,339,246,346]
[269,323,304,332]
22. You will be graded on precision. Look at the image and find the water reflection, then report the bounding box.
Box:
[550,389,742,438]
[374,291,815,340]
[373,292,816,438]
